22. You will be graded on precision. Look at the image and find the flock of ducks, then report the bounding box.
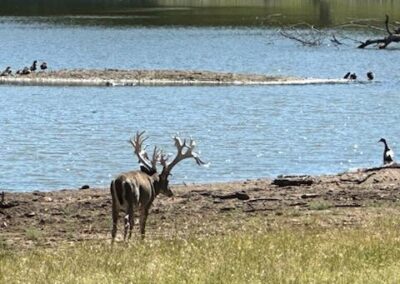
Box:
[343,71,374,81]
[1,61,47,76]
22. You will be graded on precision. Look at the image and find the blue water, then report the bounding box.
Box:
[0,20,399,191]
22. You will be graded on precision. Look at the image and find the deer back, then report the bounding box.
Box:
[111,170,158,211]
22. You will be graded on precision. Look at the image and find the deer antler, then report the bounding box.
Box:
[129,131,159,173]
[161,135,205,177]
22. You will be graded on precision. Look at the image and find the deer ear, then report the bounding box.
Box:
[140,164,157,176]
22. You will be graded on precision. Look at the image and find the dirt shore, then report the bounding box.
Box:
[1,167,400,250]
[0,69,350,86]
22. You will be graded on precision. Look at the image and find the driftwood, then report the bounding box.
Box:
[272,175,315,187]
[334,203,362,208]
[360,163,400,172]
[339,172,377,184]
[211,191,250,200]
[358,15,400,49]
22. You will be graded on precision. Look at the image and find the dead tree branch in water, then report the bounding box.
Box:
[279,23,326,46]
[279,15,400,49]
[279,22,351,47]
[358,15,400,49]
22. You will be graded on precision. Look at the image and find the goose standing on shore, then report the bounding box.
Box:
[30,60,37,72]
[21,67,31,75]
[378,138,394,165]
[0,66,12,76]
[40,62,47,71]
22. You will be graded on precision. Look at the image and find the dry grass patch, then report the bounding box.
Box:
[1,216,400,283]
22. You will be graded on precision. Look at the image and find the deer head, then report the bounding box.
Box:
[129,131,205,196]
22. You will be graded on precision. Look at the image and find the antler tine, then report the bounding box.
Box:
[151,146,161,170]
[160,151,169,168]
[129,131,155,171]
[161,135,206,176]
[185,138,206,165]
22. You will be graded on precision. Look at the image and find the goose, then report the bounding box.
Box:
[30,60,37,72]
[0,66,11,76]
[349,73,357,80]
[40,62,47,71]
[21,67,31,75]
[367,71,374,80]
[378,138,394,165]
[343,72,351,79]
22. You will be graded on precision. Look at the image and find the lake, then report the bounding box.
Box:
[0,3,399,191]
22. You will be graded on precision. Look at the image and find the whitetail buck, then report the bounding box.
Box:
[110,131,205,243]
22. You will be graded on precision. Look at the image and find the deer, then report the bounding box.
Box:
[110,131,205,244]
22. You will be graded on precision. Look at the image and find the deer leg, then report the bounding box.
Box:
[110,181,119,245]
[111,208,118,245]
[123,214,130,241]
[127,204,134,240]
[123,181,135,242]
[139,206,150,239]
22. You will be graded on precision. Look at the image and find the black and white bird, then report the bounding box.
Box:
[367,71,374,80]
[21,67,31,75]
[343,72,351,79]
[30,60,37,72]
[378,138,394,165]
[349,73,357,80]
[40,62,47,71]
[0,66,12,76]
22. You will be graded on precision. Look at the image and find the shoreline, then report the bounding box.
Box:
[0,69,354,87]
[1,167,400,250]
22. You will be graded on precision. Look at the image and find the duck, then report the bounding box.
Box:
[378,138,394,165]
[30,60,37,72]
[0,66,12,76]
[349,73,357,80]
[343,72,351,79]
[367,71,374,80]
[40,62,47,71]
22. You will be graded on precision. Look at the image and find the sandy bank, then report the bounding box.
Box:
[0,69,352,87]
[1,167,400,249]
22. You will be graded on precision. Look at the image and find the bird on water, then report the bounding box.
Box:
[367,71,374,80]
[378,138,394,165]
[343,72,351,79]
[349,73,357,80]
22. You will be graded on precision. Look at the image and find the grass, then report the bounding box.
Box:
[25,227,43,241]
[308,200,332,211]
[1,217,400,283]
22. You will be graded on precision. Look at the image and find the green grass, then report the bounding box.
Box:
[1,217,400,283]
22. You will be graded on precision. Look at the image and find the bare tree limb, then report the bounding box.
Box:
[358,15,400,49]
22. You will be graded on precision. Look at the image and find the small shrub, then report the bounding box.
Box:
[308,200,332,210]
[25,227,43,241]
